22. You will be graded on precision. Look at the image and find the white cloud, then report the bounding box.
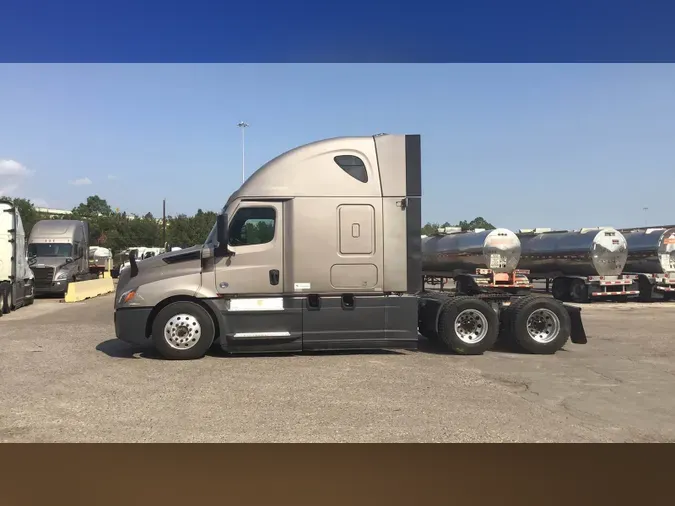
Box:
[0,159,33,197]
[0,159,32,177]
[69,177,92,186]
[107,174,117,180]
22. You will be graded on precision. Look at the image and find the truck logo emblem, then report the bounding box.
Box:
[219,282,229,288]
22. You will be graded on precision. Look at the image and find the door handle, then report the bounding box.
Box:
[269,269,279,286]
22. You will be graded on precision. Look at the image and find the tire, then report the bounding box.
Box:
[7,285,14,311]
[569,279,589,303]
[509,296,571,354]
[1,284,10,314]
[551,278,570,302]
[637,276,653,302]
[437,296,499,355]
[151,301,216,360]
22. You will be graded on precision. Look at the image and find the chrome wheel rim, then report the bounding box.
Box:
[526,308,561,344]
[454,309,489,344]
[164,313,202,350]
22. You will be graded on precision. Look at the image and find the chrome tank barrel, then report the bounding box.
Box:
[422,228,522,276]
[623,227,675,274]
[518,227,628,277]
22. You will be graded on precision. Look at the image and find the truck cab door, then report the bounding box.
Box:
[214,201,302,352]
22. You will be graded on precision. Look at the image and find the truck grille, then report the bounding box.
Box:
[33,267,54,289]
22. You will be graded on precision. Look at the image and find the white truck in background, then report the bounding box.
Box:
[111,246,165,278]
[0,202,35,315]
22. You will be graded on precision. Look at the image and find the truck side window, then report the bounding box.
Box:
[228,207,276,246]
[334,155,368,183]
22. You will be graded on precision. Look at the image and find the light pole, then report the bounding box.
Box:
[237,121,249,183]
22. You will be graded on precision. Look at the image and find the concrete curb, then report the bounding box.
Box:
[64,277,115,303]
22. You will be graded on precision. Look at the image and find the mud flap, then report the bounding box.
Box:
[564,304,587,344]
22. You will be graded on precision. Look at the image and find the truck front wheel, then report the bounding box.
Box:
[437,297,499,355]
[152,301,216,360]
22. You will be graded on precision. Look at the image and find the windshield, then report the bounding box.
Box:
[28,243,73,258]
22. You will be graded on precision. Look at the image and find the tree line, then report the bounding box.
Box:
[421,217,495,236]
[2,194,494,254]
[2,195,218,254]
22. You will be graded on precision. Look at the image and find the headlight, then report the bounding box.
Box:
[54,271,68,281]
[118,289,137,305]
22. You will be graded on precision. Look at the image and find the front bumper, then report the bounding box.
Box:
[34,280,69,294]
[114,307,153,346]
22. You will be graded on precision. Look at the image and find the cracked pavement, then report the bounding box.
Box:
[1,294,675,442]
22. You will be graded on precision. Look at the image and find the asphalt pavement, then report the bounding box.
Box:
[1,293,674,442]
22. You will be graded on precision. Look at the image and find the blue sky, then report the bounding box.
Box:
[1,63,674,231]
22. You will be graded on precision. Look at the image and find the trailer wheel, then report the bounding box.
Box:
[551,278,570,301]
[437,297,499,355]
[510,297,570,354]
[569,279,589,303]
[151,301,216,360]
[637,276,653,302]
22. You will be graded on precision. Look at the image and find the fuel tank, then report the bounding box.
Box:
[517,227,628,277]
[622,227,675,274]
[422,228,521,276]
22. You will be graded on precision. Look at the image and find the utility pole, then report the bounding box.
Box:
[162,199,166,247]
[643,206,648,227]
[237,121,249,183]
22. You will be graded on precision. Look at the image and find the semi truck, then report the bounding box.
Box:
[27,219,93,296]
[0,202,35,315]
[620,227,675,301]
[421,227,531,294]
[113,134,587,360]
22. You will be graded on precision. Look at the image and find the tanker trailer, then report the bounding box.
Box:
[517,227,638,303]
[422,227,532,295]
[621,227,675,301]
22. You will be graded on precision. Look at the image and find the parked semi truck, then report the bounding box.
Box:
[421,227,531,294]
[517,227,638,303]
[621,227,675,301]
[0,202,35,315]
[113,134,587,360]
[27,219,93,296]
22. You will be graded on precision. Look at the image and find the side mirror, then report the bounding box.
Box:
[216,213,234,257]
[217,213,228,247]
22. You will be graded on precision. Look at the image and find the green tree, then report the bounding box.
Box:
[72,195,113,218]
[422,217,495,234]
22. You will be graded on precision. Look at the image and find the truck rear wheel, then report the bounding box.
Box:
[151,301,216,360]
[437,297,499,355]
[509,297,570,354]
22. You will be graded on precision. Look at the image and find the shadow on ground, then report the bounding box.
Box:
[95,339,407,360]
